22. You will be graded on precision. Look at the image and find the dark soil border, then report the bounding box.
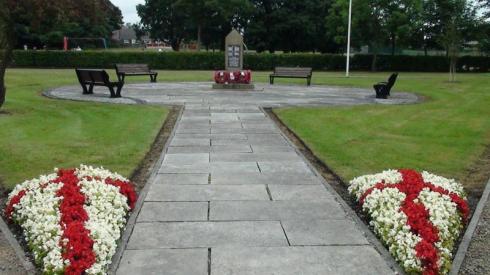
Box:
[265,107,490,275]
[0,105,182,274]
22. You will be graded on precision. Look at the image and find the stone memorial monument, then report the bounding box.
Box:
[213,29,254,90]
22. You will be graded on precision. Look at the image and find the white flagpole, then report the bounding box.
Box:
[346,0,353,77]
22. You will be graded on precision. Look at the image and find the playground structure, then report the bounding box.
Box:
[63,36,108,51]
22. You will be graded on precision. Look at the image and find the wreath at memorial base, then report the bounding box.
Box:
[214,70,252,84]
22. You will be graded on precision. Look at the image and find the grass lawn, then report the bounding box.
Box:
[0,69,168,190]
[273,72,490,195]
[1,69,488,198]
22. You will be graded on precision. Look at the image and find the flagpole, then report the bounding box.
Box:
[346,0,353,77]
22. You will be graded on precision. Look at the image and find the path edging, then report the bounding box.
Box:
[449,177,490,275]
[0,217,36,273]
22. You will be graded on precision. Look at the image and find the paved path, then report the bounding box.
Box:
[48,83,417,275]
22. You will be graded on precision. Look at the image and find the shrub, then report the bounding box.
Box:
[11,50,490,72]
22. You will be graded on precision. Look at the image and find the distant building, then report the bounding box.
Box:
[112,26,138,45]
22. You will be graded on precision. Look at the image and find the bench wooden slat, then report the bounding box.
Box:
[270,67,312,86]
[115,64,158,83]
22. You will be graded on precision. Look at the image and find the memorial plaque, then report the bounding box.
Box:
[225,30,243,70]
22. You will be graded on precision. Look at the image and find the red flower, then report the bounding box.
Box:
[359,169,469,274]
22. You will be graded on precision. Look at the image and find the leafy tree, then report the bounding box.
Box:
[9,0,122,48]
[0,0,14,109]
[137,0,189,51]
[431,0,479,81]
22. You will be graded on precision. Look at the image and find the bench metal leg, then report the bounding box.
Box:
[81,84,90,94]
[116,84,123,97]
[270,76,274,85]
[107,86,117,98]
[150,74,157,83]
[307,77,311,86]
[88,84,94,94]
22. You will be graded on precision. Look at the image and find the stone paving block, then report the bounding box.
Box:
[163,153,209,165]
[170,138,210,147]
[211,133,248,140]
[117,249,208,275]
[210,152,300,162]
[211,113,239,119]
[211,172,321,185]
[211,246,394,275]
[167,146,211,154]
[174,133,211,139]
[268,185,332,201]
[211,145,252,153]
[146,185,269,201]
[251,145,295,152]
[258,161,312,174]
[237,113,266,119]
[281,219,369,245]
[127,221,288,249]
[176,128,210,134]
[159,163,210,174]
[211,123,243,129]
[211,128,278,134]
[210,200,345,221]
[138,202,208,222]
[211,138,287,146]
[210,162,260,173]
[154,173,209,185]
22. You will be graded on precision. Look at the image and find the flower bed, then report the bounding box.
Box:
[348,169,469,275]
[4,165,137,274]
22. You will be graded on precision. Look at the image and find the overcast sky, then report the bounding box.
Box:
[111,0,144,24]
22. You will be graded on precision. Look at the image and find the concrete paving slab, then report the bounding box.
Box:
[268,185,332,201]
[210,172,321,185]
[282,219,370,245]
[210,200,345,221]
[210,152,300,162]
[258,161,312,174]
[167,146,211,154]
[251,145,295,152]
[117,249,208,275]
[211,246,394,275]
[146,185,269,201]
[170,138,210,147]
[154,173,209,185]
[163,153,209,165]
[127,221,288,249]
[137,202,208,222]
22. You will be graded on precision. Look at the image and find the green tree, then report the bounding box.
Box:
[432,0,479,81]
[137,0,190,51]
[0,0,14,109]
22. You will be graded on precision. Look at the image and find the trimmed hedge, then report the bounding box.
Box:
[11,50,490,72]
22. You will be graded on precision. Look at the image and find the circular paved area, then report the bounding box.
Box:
[46,82,419,107]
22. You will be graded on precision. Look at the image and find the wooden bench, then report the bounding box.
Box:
[270,67,313,86]
[75,69,124,98]
[115,64,158,83]
[373,73,398,99]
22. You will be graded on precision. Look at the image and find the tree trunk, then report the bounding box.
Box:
[391,33,396,56]
[371,52,378,72]
[171,39,181,51]
[196,24,202,51]
[0,47,13,110]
